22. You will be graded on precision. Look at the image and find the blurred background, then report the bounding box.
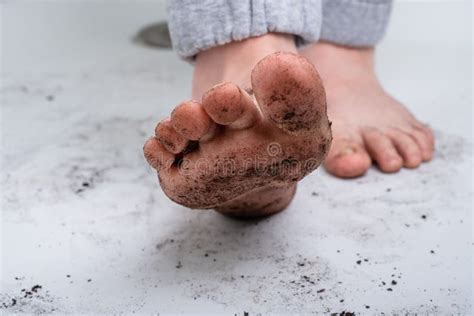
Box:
[1,1,472,314]
[2,1,472,134]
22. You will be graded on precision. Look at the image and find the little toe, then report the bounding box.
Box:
[171,100,216,141]
[324,138,371,178]
[421,125,435,149]
[410,126,434,161]
[363,128,403,173]
[201,82,259,129]
[143,137,175,171]
[155,118,188,154]
[387,129,422,168]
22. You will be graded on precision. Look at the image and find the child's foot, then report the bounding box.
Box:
[144,35,332,217]
[300,42,435,178]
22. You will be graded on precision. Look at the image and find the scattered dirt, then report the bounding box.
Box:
[0,284,56,313]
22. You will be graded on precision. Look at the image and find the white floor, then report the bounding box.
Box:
[1,1,472,314]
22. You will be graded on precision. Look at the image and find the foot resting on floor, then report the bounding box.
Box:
[300,42,435,178]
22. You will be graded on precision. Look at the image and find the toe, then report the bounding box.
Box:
[324,138,371,178]
[362,128,403,173]
[155,118,188,154]
[386,129,422,168]
[410,126,434,161]
[251,52,329,134]
[171,100,216,141]
[201,82,259,129]
[421,125,435,149]
[143,137,175,171]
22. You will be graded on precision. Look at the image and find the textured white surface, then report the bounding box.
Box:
[1,1,472,314]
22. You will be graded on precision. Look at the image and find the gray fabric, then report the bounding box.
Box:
[167,0,392,59]
[167,0,322,59]
[320,0,393,47]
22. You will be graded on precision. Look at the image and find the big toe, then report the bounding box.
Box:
[251,52,330,134]
[324,138,371,178]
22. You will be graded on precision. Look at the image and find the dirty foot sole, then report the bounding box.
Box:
[144,52,332,217]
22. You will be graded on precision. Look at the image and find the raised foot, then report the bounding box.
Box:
[144,52,332,217]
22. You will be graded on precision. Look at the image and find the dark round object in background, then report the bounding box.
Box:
[134,21,172,49]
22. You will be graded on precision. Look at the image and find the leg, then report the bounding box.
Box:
[144,1,331,217]
[300,0,435,178]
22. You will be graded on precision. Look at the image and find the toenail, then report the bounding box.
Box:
[340,147,355,156]
[388,156,402,165]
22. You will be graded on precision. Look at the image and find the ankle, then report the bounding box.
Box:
[303,42,378,87]
[192,33,297,98]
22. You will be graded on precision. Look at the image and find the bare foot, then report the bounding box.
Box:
[300,42,435,178]
[144,35,332,217]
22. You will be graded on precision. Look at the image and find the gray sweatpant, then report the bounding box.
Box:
[167,0,392,60]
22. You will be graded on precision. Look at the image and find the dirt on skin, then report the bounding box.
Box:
[146,52,332,217]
